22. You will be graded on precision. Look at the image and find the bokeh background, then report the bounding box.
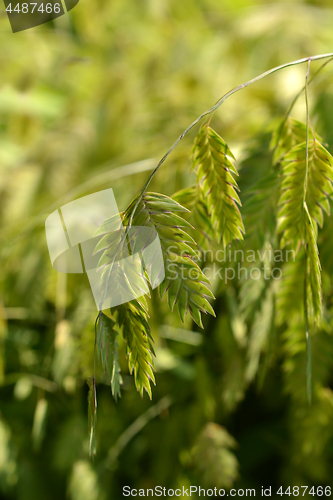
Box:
[1,0,333,498]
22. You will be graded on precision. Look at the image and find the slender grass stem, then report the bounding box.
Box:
[304,59,312,406]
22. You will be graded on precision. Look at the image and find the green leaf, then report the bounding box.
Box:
[111,357,122,401]
[96,313,123,400]
[245,287,274,383]
[94,213,123,236]
[150,211,193,229]
[31,398,48,452]
[87,378,97,457]
[189,303,204,328]
[189,293,215,316]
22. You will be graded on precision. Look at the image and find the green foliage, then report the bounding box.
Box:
[276,129,333,324]
[0,420,17,490]
[277,138,333,249]
[190,423,239,489]
[96,313,122,400]
[271,117,313,165]
[31,398,48,452]
[69,460,103,500]
[115,299,155,399]
[276,256,304,325]
[191,125,245,247]
[87,378,97,458]
[245,287,274,383]
[173,186,216,249]
[242,170,280,249]
[2,2,333,498]
[287,387,333,482]
[123,192,215,329]
[93,191,215,398]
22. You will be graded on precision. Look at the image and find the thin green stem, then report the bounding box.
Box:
[304,60,311,203]
[94,313,100,381]
[304,59,312,405]
[276,56,333,142]
[128,52,333,228]
[102,395,172,471]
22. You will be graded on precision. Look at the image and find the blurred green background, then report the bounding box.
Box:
[1,0,333,498]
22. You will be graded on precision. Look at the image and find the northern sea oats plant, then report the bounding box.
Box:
[89,53,333,456]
